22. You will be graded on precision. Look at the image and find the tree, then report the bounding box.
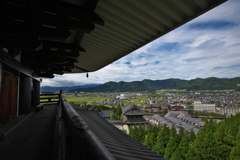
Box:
[153,125,170,156]
[188,110,194,115]
[110,113,117,119]
[171,148,182,160]
[144,125,160,150]
[164,137,178,159]
[138,125,146,143]
[129,126,140,141]
[230,126,240,160]
[189,129,196,143]
[227,114,240,146]
[178,136,189,159]
[170,125,177,138]
[177,127,185,143]
[191,119,215,159]
[214,124,232,159]
[201,132,223,160]
[119,114,123,120]
[115,106,122,119]
[163,108,168,114]
[185,146,201,160]
[129,126,135,138]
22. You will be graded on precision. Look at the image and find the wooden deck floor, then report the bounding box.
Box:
[0,104,59,160]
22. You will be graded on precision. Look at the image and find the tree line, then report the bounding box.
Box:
[129,113,240,160]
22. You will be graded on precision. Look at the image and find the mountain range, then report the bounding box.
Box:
[68,77,240,92]
[40,84,101,92]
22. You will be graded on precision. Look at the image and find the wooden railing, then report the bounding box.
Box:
[40,93,61,104]
[60,95,115,160]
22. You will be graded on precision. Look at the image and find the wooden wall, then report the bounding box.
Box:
[0,71,18,124]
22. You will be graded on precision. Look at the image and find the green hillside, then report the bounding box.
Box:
[68,77,240,92]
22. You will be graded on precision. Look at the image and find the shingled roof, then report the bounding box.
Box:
[122,103,146,116]
[101,109,114,118]
[74,107,165,160]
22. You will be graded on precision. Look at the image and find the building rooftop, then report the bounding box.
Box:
[164,116,184,124]
[122,103,146,116]
[177,113,202,124]
[180,123,199,132]
[101,109,114,118]
[164,112,177,118]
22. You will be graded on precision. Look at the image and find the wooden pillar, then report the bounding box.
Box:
[32,79,40,106]
[0,63,2,93]
[19,74,32,115]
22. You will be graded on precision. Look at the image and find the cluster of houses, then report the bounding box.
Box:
[150,113,205,134]
[100,103,205,134]
[74,91,240,117]
[97,91,240,134]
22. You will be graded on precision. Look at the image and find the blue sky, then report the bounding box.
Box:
[42,0,240,87]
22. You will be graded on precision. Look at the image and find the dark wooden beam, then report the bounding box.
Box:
[36,71,54,78]
[32,56,66,65]
[31,57,77,73]
[0,17,42,51]
[0,49,35,77]
[41,27,72,40]
[37,50,80,58]
[3,0,104,26]
[63,61,75,67]
[42,40,85,52]
[0,20,71,43]
[1,2,95,34]
[0,38,42,51]
[84,0,99,12]
[51,64,64,71]
[31,64,51,71]
[41,0,104,25]
[65,58,78,63]
[63,66,73,72]
[40,12,95,32]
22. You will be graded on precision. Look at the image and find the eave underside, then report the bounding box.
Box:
[0,0,227,78]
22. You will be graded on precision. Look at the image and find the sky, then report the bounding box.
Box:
[42,0,240,87]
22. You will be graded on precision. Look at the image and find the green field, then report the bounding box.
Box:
[64,95,163,106]
[64,96,109,104]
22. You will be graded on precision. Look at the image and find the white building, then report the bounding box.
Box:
[219,107,240,115]
[116,94,126,99]
[194,101,216,112]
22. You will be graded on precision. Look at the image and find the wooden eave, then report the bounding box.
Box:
[0,0,227,78]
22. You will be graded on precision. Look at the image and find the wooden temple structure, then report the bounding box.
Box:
[0,0,227,159]
[122,103,147,125]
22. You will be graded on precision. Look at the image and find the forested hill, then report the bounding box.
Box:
[41,84,101,92]
[68,77,240,92]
